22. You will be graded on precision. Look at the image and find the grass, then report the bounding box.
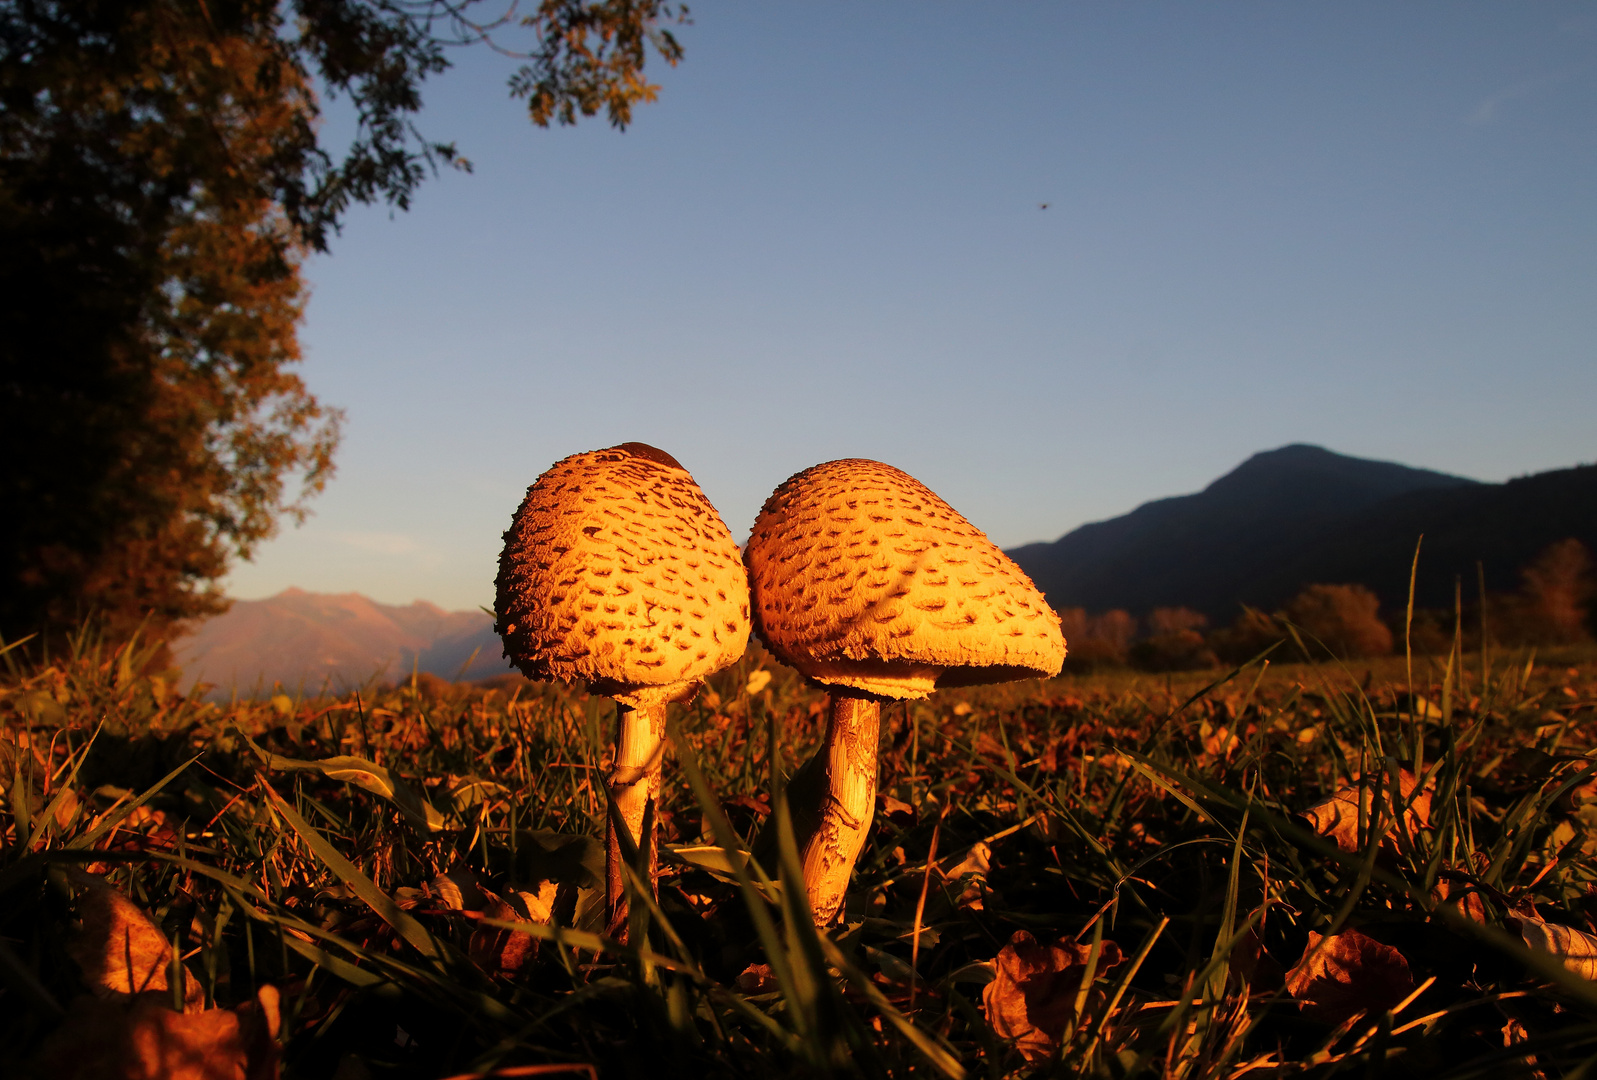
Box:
[2,626,1597,1078]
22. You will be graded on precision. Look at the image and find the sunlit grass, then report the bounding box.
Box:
[3,627,1596,1077]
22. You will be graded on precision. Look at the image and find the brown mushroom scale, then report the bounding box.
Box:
[745,458,1065,923]
[496,443,750,935]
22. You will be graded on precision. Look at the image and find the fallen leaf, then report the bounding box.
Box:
[52,786,81,829]
[21,985,280,1080]
[429,869,487,912]
[1284,929,1414,1025]
[735,962,779,995]
[1200,722,1240,761]
[264,752,447,833]
[1299,768,1431,854]
[516,879,560,923]
[1520,916,1597,980]
[65,870,203,1010]
[1432,875,1490,925]
[444,776,511,814]
[878,793,916,825]
[982,931,1126,1061]
[944,841,992,881]
[468,883,558,979]
[944,841,994,910]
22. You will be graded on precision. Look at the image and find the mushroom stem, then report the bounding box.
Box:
[795,693,881,925]
[606,700,665,937]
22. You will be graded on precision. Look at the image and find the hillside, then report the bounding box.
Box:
[173,588,511,694]
[1008,445,1597,621]
[1262,462,1597,612]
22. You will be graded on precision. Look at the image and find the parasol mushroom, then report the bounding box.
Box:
[744,459,1065,924]
[495,443,750,936]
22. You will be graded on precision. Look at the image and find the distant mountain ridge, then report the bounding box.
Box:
[1007,445,1597,621]
[174,588,511,694]
[178,446,1596,691]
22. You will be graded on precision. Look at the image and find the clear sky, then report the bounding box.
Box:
[223,1,1597,614]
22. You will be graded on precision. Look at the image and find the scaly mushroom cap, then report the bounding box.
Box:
[496,443,751,705]
[745,459,1065,699]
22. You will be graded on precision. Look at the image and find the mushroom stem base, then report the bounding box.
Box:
[606,700,665,939]
[795,694,881,925]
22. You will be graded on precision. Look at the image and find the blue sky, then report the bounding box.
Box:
[223,2,1597,613]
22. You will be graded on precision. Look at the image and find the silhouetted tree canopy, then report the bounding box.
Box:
[0,0,685,650]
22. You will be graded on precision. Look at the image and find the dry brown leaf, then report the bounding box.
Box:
[944,841,994,910]
[429,868,489,912]
[1284,928,1414,1025]
[65,870,203,1010]
[735,962,779,995]
[982,930,1126,1062]
[1520,917,1597,980]
[21,985,280,1080]
[516,879,560,923]
[1200,722,1241,761]
[53,786,81,829]
[1432,875,1491,925]
[468,885,556,979]
[125,996,252,1080]
[1299,769,1431,854]
[1500,1015,1549,1080]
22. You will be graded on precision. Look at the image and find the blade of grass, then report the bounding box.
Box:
[68,753,201,850]
[667,716,810,1040]
[258,776,452,967]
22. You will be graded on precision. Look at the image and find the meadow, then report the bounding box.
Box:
[3,629,1596,1079]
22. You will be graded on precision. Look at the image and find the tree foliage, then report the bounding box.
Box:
[1508,538,1594,645]
[1282,583,1394,659]
[0,0,686,650]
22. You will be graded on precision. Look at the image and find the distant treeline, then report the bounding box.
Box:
[1056,537,1595,672]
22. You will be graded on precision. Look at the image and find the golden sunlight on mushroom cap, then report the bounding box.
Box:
[744,458,1065,699]
[495,444,751,705]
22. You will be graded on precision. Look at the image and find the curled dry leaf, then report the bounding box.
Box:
[1200,722,1241,761]
[1432,875,1491,925]
[1519,916,1597,981]
[258,751,448,834]
[735,962,780,996]
[65,870,203,1011]
[878,793,916,826]
[1284,928,1414,1026]
[1299,768,1432,854]
[468,881,558,979]
[22,985,280,1080]
[943,841,994,911]
[982,930,1126,1062]
[429,869,488,912]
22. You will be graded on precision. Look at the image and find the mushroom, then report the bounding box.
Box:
[495,443,750,936]
[744,459,1065,924]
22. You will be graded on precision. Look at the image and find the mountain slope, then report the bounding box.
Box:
[1261,462,1597,612]
[1006,444,1482,619]
[174,588,511,693]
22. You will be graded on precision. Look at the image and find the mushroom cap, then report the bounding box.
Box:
[745,459,1065,699]
[495,443,751,705]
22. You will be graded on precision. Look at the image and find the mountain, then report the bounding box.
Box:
[1004,444,1597,621]
[174,588,512,694]
[1260,461,1597,613]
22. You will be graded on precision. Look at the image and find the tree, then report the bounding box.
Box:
[0,0,686,651]
[1129,607,1216,672]
[1281,584,1393,659]
[1513,538,1593,645]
